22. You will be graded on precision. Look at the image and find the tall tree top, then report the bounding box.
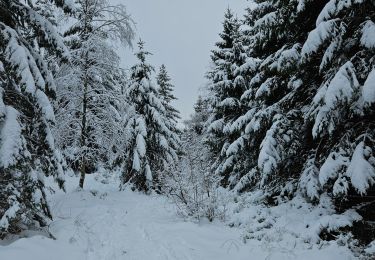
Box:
[136,39,152,64]
[216,8,240,50]
[209,8,242,79]
[131,39,154,80]
[157,64,177,103]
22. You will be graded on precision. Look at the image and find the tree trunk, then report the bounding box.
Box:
[79,160,86,189]
[78,1,91,189]
[79,52,89,189]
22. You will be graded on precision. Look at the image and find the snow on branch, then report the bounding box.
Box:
[311,61,359,137]
[346,142,375,195]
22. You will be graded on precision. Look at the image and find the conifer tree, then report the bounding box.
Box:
[0,0,72,238]
[192,95,210,135]
[226,0,375,243]
[232,0,375,203]
[216,1,321,194]
[122,40,180,192]
[299,0,375,203]
[157,64,180,124]
[205,9,241,155]
[205,8,257,188]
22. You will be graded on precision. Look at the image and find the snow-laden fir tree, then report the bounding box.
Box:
[205,8,241,156]
[157,64,181,124]
[155,64,182,186]
[298,0,375,220]
[234,0,375,203]
[211,0,329,195]
[53,0,135,188]
[122,40,180,192]
[192,95,210,135]
[0,0,72,239]
[205,8,258,188]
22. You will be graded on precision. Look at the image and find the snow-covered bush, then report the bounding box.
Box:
[168,174,228,222]
[165,101,229,222]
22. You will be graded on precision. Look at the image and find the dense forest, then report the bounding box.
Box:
[1,0,375,259]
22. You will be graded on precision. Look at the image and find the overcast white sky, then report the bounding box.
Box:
[118,0,252,121]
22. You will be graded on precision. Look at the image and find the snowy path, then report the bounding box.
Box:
[50,190,249,260]
[0,177,251,260]
[0,176,357,260]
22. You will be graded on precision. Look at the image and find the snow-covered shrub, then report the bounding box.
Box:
[168,174,229,222]
[226,192,363,256]
[165,101,228,222]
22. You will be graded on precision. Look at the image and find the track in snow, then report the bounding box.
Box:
[0,176,249,260]
[0,176,357,260]
[50,188,249,260]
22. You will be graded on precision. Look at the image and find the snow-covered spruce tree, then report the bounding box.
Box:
[215,0,329,196]
[121,40,180,192]
[205,8,257,188]
[157,64,181,124]
[192,95,210,135]
[53,0,134,188]
[155,64,182,187]
[0,0,72,239]
[299,0,375,199]
[297,0,375,243]
[205,8,241,155]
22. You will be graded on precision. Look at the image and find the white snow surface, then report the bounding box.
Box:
[363,68,375,105]
[346,142,375,195]
[301,19,338,59]
[316,0,364,26]
[0,106,24,168]
[361,20,375,49]
[0,174,360,260]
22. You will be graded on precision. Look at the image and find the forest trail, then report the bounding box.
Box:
[0,175,357,260]
[50,187,249,260]
[0,176,251,260]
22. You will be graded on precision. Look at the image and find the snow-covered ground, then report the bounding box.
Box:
[0,174,360,260]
